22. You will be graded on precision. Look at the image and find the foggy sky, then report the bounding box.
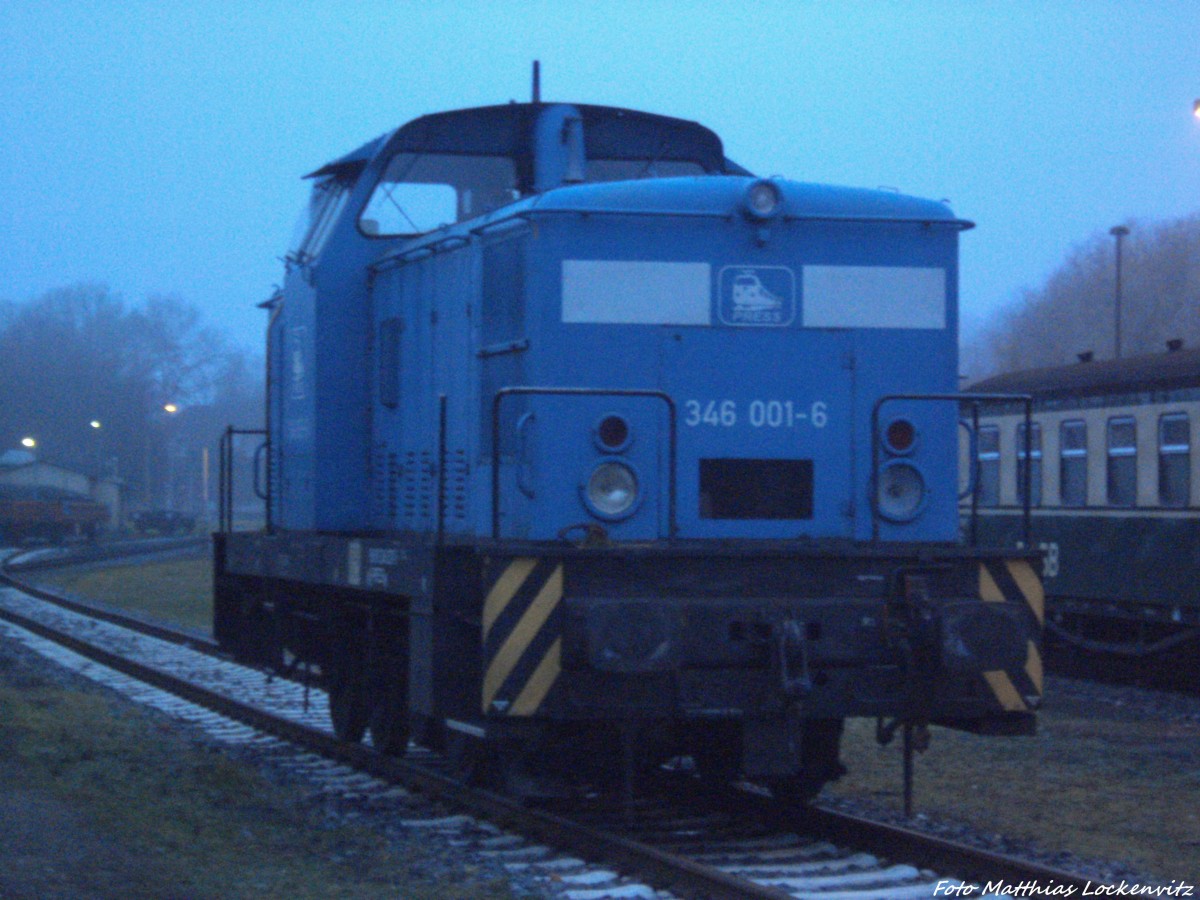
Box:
[2,1,1198,350]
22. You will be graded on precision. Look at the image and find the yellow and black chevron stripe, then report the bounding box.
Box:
[481,558,564,716]
[978,558,1044,712]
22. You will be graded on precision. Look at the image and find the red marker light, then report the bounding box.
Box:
[885,419,916,453]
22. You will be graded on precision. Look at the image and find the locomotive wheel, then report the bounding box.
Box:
[690,721,742,785]
[327,657,369,744]
[768,773,828,808]
[446,730,500,788]
[368,664,409,755]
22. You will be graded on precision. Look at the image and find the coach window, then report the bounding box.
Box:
[1060,420,1087,507]
[1015,422,1042,506]
[977,425,1000,506]
[1106,416,1137,507]
[1158,413,1190,507]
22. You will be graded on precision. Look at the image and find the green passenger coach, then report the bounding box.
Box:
[968,344,1200,654]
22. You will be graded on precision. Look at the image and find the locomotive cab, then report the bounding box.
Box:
[215,98,1043,805]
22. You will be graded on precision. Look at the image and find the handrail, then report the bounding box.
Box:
[218,427,268,534]
[490,387,677,540]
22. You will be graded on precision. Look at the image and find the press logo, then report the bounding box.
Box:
[718,266,795,326]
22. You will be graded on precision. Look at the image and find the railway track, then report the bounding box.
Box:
[0,544,1111,899]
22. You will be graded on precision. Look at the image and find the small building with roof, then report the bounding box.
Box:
[0,450,123,529]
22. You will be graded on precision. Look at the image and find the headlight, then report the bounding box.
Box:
[585,462,638,518]
[877,461,925,521]
[744,179,782,220]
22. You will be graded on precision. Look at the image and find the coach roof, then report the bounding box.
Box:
[969,346,1200,398]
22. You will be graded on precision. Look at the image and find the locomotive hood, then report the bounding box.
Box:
[528,175,973,228]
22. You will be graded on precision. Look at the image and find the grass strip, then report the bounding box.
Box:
[828,697,1200,883]
[37,557,214,632]
[0,651,521,900]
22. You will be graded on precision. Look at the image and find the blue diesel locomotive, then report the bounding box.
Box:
[214,97,1043,802]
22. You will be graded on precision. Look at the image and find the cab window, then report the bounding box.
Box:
[289,178,350,261]
[586,158,707,182]
[361,153,519,237]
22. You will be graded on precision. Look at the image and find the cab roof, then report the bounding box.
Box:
[307,103,733,180]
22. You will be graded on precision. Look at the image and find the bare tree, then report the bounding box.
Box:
[965,213,1200,378]
[0,284,263,511]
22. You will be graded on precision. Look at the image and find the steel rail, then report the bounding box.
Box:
[1,539,218,654]
[650,772,1110,893]
[802,804,1104,891]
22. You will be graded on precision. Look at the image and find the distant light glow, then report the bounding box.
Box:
[163,403,179,414]
[90,420,102,429]
[1194,99,1200,120]
[21,437,36,448]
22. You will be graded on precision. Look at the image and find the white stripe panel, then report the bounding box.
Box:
[562,260,712,325]
[803,265,946,329]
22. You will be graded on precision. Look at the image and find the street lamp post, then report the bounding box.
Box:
[1110,225,1130,360]
[89,420,102,476]
[163,403,180,510]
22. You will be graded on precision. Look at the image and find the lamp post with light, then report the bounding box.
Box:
[1110,225,1129,360]
[162,403,180,510]
[89,420,107,476]
[140,402,181,509]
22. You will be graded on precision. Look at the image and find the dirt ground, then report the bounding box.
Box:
[827,676,1200,885]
